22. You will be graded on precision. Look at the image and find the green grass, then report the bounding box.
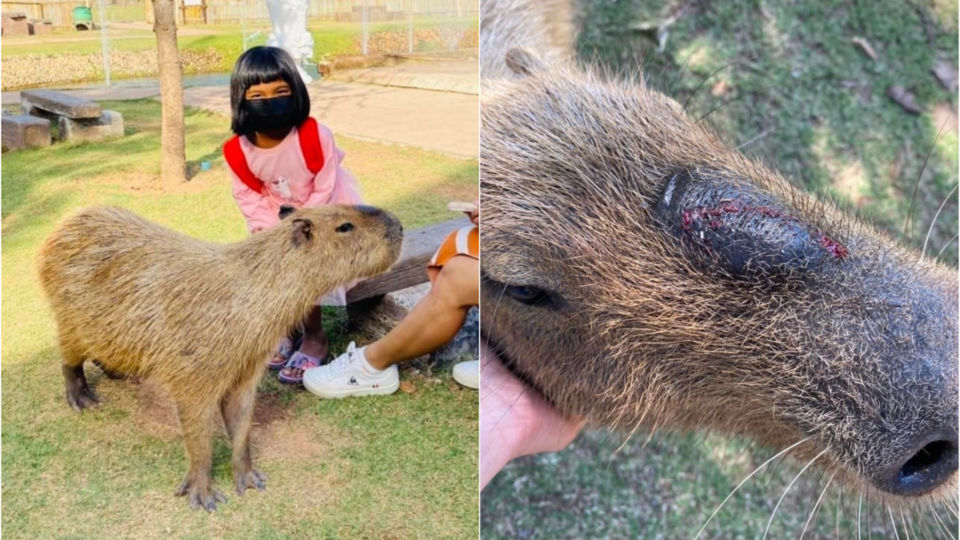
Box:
[482,0,959,538]
[1,100,478,538]
[1,18,479,78]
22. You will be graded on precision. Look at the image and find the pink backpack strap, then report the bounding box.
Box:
[297,117,325,173]
[223,136,264,194]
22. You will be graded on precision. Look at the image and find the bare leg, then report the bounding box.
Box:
[220,376,267,496]
[280,306,328,380]
[174,402,226,512]
[298,306,328,359]
[60,339,98,411]
[365,255,479,370]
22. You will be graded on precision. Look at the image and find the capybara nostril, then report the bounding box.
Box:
[876,435,958,496]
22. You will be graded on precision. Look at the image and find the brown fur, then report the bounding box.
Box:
[37,205,401,511]
[480,0,957,514]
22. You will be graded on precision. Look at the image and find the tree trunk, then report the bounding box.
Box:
[152,0,186,183]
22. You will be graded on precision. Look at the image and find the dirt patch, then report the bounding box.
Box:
[254,414,349,463]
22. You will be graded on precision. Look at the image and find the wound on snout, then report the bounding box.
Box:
[655,170,847,279]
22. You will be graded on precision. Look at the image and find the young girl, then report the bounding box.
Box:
[225,45,362,384]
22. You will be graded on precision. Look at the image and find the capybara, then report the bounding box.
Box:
[37,205,402,511]
[480,0,957,524]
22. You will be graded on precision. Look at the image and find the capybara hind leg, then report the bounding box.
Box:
[92,359,125,380]
[62,363,99,411]
[174,403,226,512]
[221,378,266,495]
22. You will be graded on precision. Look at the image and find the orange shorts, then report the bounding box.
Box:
[427,225,478,283]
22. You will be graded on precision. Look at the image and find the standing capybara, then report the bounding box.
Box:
[37,205,401,511]
[480,0,957,524]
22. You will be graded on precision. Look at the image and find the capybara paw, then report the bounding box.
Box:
[175,478,227,512]
[235,468,267,495]
[66,387,99,411]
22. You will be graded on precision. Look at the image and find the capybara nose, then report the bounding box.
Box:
[874,432,958,496]
[355,205,383,216]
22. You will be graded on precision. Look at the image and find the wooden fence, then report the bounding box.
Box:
[2,1,77,27]
[1,0,476,27]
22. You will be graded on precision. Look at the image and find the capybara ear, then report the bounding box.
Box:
[505,48,545,76]
[291,218,314,247]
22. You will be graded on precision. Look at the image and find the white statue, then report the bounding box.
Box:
[265,0,314,83]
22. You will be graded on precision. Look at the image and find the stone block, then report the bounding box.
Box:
[58,110,124,142]
[2,114,51,150]
[20,89,101,119]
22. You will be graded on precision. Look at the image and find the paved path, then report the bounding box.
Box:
[1,60,478,158]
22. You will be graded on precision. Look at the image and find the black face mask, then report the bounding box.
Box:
[244,96,296,132]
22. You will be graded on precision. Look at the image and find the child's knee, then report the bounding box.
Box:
[431,256,479,308]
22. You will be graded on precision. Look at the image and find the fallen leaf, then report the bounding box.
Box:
[931,102,959,135]
[710,79,729,97]
[887,85,923,114]
[931,61,958,93]
[851,37,878,61]
[399,381,416,394]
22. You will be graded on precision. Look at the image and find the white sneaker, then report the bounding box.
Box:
[452,360,479,389]
[303,342,399,398]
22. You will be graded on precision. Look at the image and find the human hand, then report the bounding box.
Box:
[468,199,479,225]
[480,342,585,489]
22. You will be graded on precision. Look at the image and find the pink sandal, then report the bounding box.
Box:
[278,351,323,385]
[267,337,297,371]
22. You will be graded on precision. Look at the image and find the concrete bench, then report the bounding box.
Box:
[347,216,478,367]
[20,90,123,143]
[2,114,51,151]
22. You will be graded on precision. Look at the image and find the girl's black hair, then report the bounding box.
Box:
[229,46,310,136]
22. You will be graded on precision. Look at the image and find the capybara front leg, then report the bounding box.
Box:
[221,378,266,496]
[62,363,98,411]
[174,403,226,512]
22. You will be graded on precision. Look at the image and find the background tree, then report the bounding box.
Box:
[152,0,186,182]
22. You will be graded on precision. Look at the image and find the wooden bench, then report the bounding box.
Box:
[346,216,474,348]
[20,90,123,143]
[347,216,470,303]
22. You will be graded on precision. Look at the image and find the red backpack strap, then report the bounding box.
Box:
[297,117,325,174]
[223,136,264,194]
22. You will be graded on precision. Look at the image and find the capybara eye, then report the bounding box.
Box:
[504,284,551,306]
[335,222,354,233]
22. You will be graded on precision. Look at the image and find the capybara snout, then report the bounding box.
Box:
[479,12,958,506]
[37,204,402,510]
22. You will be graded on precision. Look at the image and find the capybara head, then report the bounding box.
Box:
[255,204,403,291]
[480,49,958,505]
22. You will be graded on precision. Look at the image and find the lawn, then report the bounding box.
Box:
[482,0,959,538]
[1,18,479,90]
[1,100,479,538]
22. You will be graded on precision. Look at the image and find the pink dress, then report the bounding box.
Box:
[229,120,362,304]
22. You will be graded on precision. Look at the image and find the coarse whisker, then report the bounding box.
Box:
[921,183,958,258]
[681,60,735,111]
[762,447,829,540]
[929,505,955,540]
[695,436,811,539]
[935,232,959,262]
[889,505,903,540]
[837,486,844,540]
[904,118,950,238]
[800,470,836,539]
[900,507,911,540]
[858,492,863,540]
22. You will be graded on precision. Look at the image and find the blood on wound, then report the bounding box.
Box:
[680,203,848,259]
